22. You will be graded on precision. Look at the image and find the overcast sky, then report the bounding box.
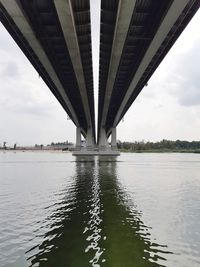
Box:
[0,6,199,146]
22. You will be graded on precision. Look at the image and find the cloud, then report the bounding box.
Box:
[1,61,19,77]
[178,70,200,107]
[0,24,76,146]
[179,88,200,107]
[0,78,58,117]
[167,38,200,107]
[117,11,200,142]
[0,7,200,145]
[142,12,200,109]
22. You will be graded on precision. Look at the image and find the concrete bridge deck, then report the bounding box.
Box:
[0,0,199,155]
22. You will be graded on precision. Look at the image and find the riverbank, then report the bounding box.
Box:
[119,149,200,153]
[0,149,70,153]
[1,149,200,154]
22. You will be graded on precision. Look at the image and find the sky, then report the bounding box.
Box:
[0,6,199,147]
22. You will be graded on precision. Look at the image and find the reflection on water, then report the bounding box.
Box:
[26,156,172,267]
[26,158,98,267]
[1,152,200,267]
[98,158,172,267]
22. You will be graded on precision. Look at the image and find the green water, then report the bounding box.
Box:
[0,152,200,266]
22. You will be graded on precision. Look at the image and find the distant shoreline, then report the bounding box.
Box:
[0,149,70,153]
[0,149,200,154]
[119,149,200,153]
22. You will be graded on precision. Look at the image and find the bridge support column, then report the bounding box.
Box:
[111,127,117,150]
[75,127,81,150]
[86,128,94,151]
[99,128,109,151]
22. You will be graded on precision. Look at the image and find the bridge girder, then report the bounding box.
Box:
[98,0,199,142]
[0,0,199,150]
[0,0,95,142]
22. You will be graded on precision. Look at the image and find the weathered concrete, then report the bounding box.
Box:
[75,127,81,150]
[73,149,120,156]
[73,127,120,156]
[86,128,95,150]
[111,127,117,150]
[98,128,109,151]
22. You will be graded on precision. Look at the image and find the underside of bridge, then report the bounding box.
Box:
[0,0,96,149]
[0,0,199,155]
[98,0,199,152]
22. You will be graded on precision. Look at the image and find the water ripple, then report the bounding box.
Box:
[0,152,200,266]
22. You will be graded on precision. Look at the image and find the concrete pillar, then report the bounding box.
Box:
[76,127,81,150]
[111,127,117,150]
[86,128,94,150]
[99,128,109,151]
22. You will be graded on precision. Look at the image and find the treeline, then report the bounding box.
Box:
[48,141,73,146]
[117,139,200,152]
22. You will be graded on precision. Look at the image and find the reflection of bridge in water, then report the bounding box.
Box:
[26,157,173,267]
[0,1,199,155]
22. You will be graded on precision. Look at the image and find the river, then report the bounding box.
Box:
[0,152,200,267]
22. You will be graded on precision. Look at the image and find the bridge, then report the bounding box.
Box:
[0,0,199,155]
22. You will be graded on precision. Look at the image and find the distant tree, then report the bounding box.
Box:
[3,142,7,150]
[117,140,122,149]
[117,139,200,152]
